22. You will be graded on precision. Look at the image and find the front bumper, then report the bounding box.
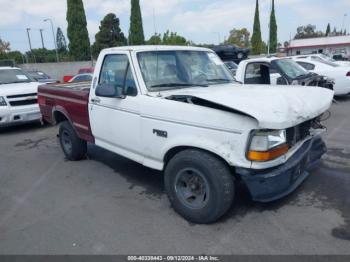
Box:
[0,105,41,127]
[237,135,326,202]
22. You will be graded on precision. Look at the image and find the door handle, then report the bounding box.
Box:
[91,97,101,103]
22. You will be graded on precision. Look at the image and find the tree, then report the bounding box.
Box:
[92,13,127,58]
[269,0,277,53]
[56,27,67,53]
[326,23,331,36]
[66,0,91,60]
[129,0,145,45]
[0,38,10,53]
[225,28,250,48]
[146,33,162,45]
[283,41,289,48]
[251,0,263,55]
[294,24,324,39]
[162,30,187,45]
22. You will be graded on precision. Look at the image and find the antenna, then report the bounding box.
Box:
[153,8,157,35]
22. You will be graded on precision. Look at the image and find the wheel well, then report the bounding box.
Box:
[164,146,238,178]
[53,111,68,125]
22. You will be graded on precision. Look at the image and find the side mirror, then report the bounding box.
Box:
[276,77,288,85]
[95,83,125,99]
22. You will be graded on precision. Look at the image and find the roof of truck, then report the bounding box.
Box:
[103,45,212,53]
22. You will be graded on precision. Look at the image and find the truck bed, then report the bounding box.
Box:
[38,82,94,142]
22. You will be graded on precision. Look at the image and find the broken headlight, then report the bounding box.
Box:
[247,130,288,162]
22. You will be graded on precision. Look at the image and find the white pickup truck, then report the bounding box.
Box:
[38,46,334,223]
[0,67,41,127]
[235,57,334,91]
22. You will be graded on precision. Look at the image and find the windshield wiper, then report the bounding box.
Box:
[294,73,311,79]
[206,79,232,84]
[150,82,208,88]
[1,81,31,84]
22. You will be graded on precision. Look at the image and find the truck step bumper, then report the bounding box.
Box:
[237,135,326,203]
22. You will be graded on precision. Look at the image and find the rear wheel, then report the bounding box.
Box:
[164,149,235,224]
[59,121,87,161]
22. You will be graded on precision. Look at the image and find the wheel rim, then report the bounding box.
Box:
[174,168,210,209]
[61,130,72,155]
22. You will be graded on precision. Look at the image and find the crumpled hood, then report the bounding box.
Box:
[0,82,40,97]
[160,84,334,129]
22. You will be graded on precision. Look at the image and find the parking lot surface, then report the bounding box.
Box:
[0,97,349,255]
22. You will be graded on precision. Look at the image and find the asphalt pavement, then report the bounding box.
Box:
[0,97,349,255]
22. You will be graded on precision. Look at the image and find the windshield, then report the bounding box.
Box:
[312,56,339,67]
[273,59,309,79]
[0,69,34,85]
[224,61,238,69]
[28,71,50,80]
[137,50,234,91]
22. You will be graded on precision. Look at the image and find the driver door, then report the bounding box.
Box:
[89,52,143,163]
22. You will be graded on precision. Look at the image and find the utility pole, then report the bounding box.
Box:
[39,29,45,49]
[341,14,347,33]
[44,18,59,62]
[26,28,32,51]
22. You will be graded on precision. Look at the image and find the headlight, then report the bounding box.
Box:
[247,130,288,162]
[0,96,7,106]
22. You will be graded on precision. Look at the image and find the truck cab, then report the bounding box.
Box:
[38,46,334,224]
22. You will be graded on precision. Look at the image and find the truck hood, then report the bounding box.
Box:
[160,84,334,129]
[0,82,40,96]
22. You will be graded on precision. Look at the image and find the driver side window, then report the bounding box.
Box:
[99,54,137,96]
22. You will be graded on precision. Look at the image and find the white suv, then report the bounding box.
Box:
[0,67,41,127]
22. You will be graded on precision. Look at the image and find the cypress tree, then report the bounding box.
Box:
[129,0,145,45]
[66,0,91,60]
[56,27,67,53]
[326,23,331,36]
[92,13,127,58]
[269,0,277,53]
[251,0,263,55]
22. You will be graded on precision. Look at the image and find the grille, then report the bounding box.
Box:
[9,99,37,106]
[7,93,37,99]
[286,120,312,148]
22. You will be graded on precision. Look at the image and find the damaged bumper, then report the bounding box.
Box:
[237,135,326,202]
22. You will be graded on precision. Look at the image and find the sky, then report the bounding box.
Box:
[0,0,349,52]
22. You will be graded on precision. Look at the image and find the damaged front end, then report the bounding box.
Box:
[238,116,327,202]
[291,73,334,91]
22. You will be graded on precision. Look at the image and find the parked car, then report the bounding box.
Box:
[68,73,93,83]
[293,58,350,96]
[78,67,94,74]
[26,70,59,84]
[38,46,333,223]
[235,57,334,90]
[0,67,41,127]
[291,54,350,67]
[223,60,238,76]
[212,45,249,63]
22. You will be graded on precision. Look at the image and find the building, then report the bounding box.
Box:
[287,35,350,59]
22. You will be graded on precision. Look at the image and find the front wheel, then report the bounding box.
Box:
[164,149,235,224]
[59,121,87,161]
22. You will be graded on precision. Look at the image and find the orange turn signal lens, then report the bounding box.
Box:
[248,144,289,162]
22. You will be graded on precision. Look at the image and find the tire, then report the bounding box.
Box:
[164,149,235,224]
[237,52,244,60]
[59,121,87,161]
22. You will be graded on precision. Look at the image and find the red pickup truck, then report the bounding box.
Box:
[37,45,333,224]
